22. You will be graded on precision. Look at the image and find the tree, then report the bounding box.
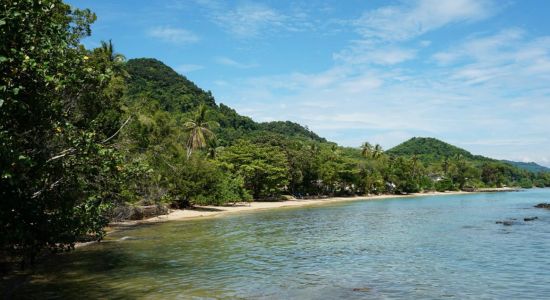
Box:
[372,144,384,159]
[361,142,373,158]
[183,104,218,158]
[1,0,124,264]
[99,39,125,64]
[361,142,383,160]
[217,140,289,199]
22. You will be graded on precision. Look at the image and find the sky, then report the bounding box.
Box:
[67,0,550,167]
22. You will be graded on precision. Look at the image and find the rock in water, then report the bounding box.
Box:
[524,217,538,222]
[534,203,550,209]
[496,220,514,226]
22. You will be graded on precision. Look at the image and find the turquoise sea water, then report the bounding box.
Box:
[11,189,550,299]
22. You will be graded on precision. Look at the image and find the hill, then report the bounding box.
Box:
[386,137,483,162]
[502,160,550,173]
[124,58,326,143]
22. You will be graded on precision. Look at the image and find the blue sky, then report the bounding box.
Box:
[67,0,550,166]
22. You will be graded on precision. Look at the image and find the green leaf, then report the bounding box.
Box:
[0,20,5,26]
[0,56,7,63]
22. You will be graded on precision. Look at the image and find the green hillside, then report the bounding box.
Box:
[386,137,493,163]
[502,160,550,173]
[387,137,472,158]
[124,58,325,144]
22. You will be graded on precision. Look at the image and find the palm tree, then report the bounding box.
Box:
[183,104,218,159]
[97,40,126,76]
[411,154,419,180]
[361,142,373,158]
[100,39,125,63]
[442,156,450,175]
[362,142,383,159]
[206,138,223,159]
[372,144,384,159]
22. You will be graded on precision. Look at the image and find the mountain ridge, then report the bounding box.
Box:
[501,160,550,173]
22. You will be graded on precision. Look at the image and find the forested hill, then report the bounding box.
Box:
[124,58,326,143]
[386,137,490,162]
[502,160,550,173]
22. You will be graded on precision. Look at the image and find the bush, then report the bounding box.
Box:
[435,178,454,192]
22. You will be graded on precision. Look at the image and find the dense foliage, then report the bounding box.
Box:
[2,0,549,266]
[1,0,126,264]
[386,137,477,162]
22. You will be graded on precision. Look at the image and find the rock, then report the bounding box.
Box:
[524,217,538,222]
[353,287,371,292]
[496,220,514,226]
[534,203,550,209]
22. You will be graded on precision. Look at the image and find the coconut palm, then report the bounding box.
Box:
[183,104,218,159]
[442,156,450,175]
[361,142,373,158]
[100,39,125,63]
[96,40,126,76]
[206,138,223,159]
[411,154,419,179]
[372,144,384,159]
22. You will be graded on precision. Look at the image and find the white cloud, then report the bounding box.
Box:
[333,0,495,68]
[458,138,548,147]
[175,64,204,73]
[433,28,524,65]
[211,3,287,38]
[193,1,316,38]
[354,0,496,42]
[335,46,417,65]
[214,57,259,69]
[147,26,199,44]
[420,40,432,47]
[432,29,550,88]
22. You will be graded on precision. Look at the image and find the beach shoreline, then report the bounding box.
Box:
[102,187,520,230]
[74,187,521,248]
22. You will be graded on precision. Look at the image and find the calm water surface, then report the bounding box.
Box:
[13,189,550,299]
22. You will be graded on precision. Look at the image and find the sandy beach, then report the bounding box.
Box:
[110,187,520,227]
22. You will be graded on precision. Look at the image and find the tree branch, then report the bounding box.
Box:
[102,116,131,144]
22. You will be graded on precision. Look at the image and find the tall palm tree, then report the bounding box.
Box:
[183,104,218,159]
[411,154,419,180]
[442,156,449,175]
[372,144,384,159]
[361,142,373,158]
[100,39,125,63]
[97,40,126,76]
